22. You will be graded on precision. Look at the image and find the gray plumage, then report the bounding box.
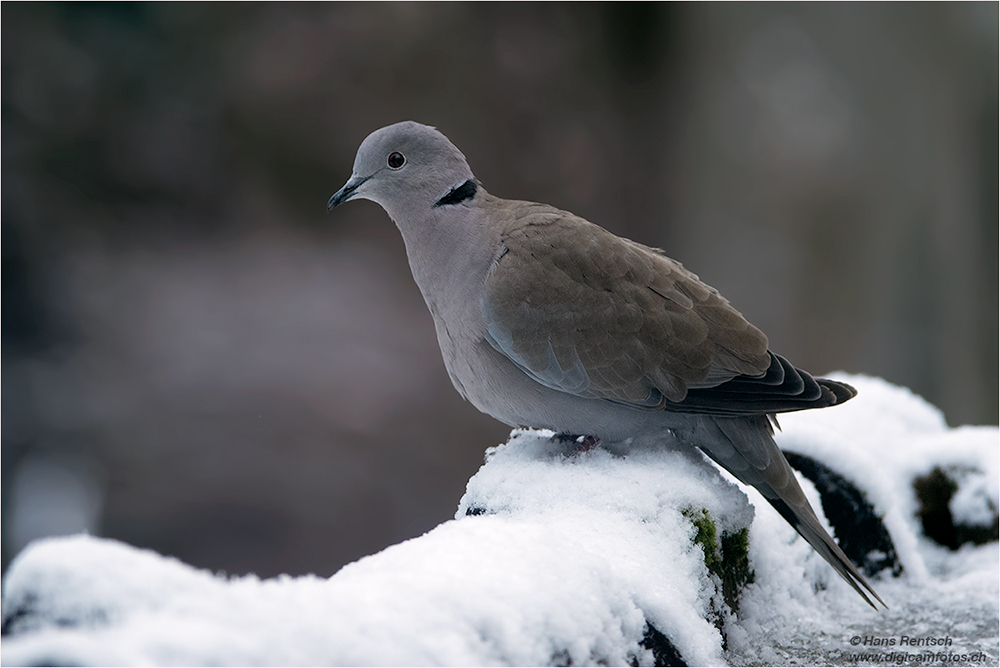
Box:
[328,121,884,609]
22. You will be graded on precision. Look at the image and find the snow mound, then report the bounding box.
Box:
[2,375,997,666]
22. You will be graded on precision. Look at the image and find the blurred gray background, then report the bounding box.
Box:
[3,2,997,578]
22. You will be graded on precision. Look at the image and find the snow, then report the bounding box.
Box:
[2,375,997,666]
[715,375,999,665]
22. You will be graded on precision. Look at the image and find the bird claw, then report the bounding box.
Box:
[551,433,600,452]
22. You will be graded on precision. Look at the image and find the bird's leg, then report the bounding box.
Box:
[551,433,600,452]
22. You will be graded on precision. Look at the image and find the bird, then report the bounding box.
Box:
[327,121,884,609]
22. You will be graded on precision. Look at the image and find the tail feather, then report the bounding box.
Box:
[769,496,886,609]
[692,415,886,610]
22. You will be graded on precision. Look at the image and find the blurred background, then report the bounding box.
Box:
[2,2,997,578]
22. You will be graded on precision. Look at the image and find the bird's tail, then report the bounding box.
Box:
[690,414,885,610]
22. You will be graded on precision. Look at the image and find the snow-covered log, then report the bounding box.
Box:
[2,376,997,666]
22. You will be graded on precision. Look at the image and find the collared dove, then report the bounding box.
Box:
[328,121,884,609]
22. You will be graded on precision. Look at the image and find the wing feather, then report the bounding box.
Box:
[482,206,771,406]
[481,204,857,416]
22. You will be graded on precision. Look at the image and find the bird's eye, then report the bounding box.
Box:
[387,152,405,169]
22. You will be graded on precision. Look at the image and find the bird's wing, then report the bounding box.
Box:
[480,203,774,409]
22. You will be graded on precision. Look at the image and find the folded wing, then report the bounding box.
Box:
[481,205,854,416]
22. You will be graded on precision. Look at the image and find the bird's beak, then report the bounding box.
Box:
[327,174,369,212]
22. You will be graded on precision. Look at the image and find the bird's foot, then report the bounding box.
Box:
[552,433,600,452]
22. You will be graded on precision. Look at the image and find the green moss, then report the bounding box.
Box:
[719,527,753,612]
[684,508,720,572]
[683,507,754,615]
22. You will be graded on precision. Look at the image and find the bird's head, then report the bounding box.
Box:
[327,121,476,217]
